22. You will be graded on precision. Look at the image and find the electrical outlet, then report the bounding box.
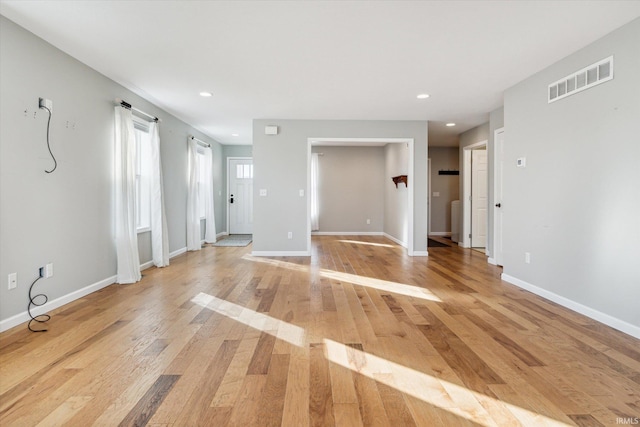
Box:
[525,252,531,264]
[287,232,293,239]
[39,97,53,112]
[8,273,17,290]
[366,219,371,225]
[40,263,54,278]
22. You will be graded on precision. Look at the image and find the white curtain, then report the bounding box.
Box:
[203,148,217,243]
[149,122,170,267]
[310,152,320,231]
[186,138,201,251]
[114,106,141,283]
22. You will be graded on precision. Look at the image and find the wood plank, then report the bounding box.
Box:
[117,375,180,427]
[309,342,335,427]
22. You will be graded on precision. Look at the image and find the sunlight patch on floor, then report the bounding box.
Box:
[323,338,571,427]
[242,255,441,302]
[191,292,306,347]
[337,239,396,248]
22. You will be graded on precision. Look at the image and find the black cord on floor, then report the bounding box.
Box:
[40,106,57,174]
[28,276,50,332]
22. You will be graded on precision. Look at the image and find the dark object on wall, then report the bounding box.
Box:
[392,175,408,188]
[438,170,459,175]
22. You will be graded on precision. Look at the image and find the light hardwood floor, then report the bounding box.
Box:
[1,236,639,426]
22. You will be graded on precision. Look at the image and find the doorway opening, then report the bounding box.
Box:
[306,138,416,256]
[462,140,488,251]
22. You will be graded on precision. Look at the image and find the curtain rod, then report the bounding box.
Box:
[190,136,210,148]
[115,98,160,122]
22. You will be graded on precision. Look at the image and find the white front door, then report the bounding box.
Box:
[471,149,488,248]
[228,158,253,234]
[494,129,505,265]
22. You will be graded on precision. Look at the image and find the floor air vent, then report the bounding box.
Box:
[548,56,613,103]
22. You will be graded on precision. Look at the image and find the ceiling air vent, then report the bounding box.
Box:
[548,56,613,103]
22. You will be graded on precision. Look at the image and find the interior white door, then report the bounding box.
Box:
[494,129,504,265]
[229,158,253,234]
[471,149,488,248]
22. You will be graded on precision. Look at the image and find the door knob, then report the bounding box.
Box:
[495,203,501,208]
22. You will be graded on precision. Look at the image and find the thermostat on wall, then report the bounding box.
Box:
[516,157,526,168]
[265,125,279,135]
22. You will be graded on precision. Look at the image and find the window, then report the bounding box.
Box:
[133,118,151,232]
[236,163,253,179]
[197,150,206,219]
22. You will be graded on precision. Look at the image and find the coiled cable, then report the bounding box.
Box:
[28,276,50,332]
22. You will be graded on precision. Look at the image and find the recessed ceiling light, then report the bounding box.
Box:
[231,133,239,137]
[416,93,430,99]
[446,123,456,127]
[199,91,212,97]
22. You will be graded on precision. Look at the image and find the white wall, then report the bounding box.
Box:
[312,146,385,233]
[252,119,428,255]
[0,16,222,328]
[428,147,460,233]
[503,17,640,335]
[384,143,409,245]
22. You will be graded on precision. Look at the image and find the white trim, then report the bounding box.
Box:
[428,232,452,237]
[251,251,311,257]
[461,140,488,249]
[412,251,429,257]
[307,142,312,255]
[217,231,228,238]
[226,156,253,235]
[312,231,384,236]
[310,137,414,145]
[308,137,415,256]
[140,260,154,271]
[428,157,432,236]
[170,247,187,258]
[501,273,640,339]
[383,233,407,248]
[0,275,117,333]
[493,127,505,266]
[487,257,497,265]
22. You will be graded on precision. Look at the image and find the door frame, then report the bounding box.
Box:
[428,157,432,236]
[226,156,253,235]
[306,137,415,256]
[461,140,488,249]
[491,127,505,266]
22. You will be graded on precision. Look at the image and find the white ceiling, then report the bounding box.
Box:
[2,1,639,147]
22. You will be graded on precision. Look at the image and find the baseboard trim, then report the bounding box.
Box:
[217,231,228,238]
[140,260,154,271]
[383,233,407,248]
[0,275,117,333]
[251,251,311,257]
[412,251,429,257]
[429,232,452,237]
[487,257,497,265]
[169,247,187,259]
[501,273,640,339]
[312,231,384,236]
